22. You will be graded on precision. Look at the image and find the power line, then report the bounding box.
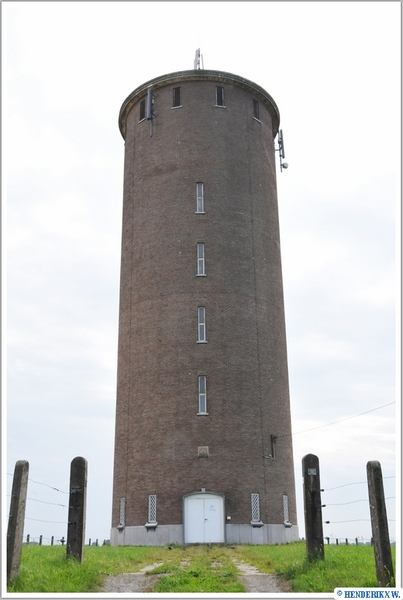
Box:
[325,519,371,524]
[323,476,395,492]
[27,497,68,508]
[26,517,66,524]
[325,519,395,524]
[284,401,395,438]
[325,496,395,507]
[7,494,68,508]
[28,478,69,494]
[7,473,69,494]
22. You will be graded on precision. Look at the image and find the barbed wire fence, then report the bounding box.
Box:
[319,476,396,546]
[6,473,109,546]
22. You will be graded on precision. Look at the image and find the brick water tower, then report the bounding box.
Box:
[111,63,299,545]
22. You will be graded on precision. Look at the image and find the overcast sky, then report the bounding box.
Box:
[3,1,400,555]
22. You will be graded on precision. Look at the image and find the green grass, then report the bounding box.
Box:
[6,545,170,593]
[235,541,397,592]
[7,541,397,593]
[153,545,245,593]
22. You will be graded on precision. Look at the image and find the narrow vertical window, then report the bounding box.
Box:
[173,87,181,108]
[139,99,146,121]
[197,306,206,342]
[251,493,262,523]
[198,375,207,414]
[253,99,260,120]
[196,243,205,276]
[216,86,225,107]
[147,494,157,524]
[283,494,291,526]
[118,497,125,528]
[270,434,277,459]
[196,182,204,213]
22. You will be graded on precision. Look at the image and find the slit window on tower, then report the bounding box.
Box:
[251,493,261,523]
[118,497,125,528]
[283,494,291,525]
[216,86,225,107]
[196,243,206,276]
[198,375,207,414]
[196,182,204,213]
[253,99,260,120]
[147,494,157,524]
[172,87,181,108]
[139,99,146,121]
[197,307,207,342]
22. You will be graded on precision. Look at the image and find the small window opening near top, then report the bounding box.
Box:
[216,86,225,107]
[196,182,205,213]
[253,99,260,121]
[198,375,208,415]
[172,87,181,108]
[139,99,146,121]
[197,306,207,343]
[196,243,206,276]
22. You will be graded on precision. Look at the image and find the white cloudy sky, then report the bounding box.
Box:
[3,1,400,552]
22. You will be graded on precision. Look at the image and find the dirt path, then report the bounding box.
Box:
[102,558,290,594]
[231,559,291,593]
[102,562,164,593]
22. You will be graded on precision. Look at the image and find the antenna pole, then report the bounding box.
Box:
[275,129,287,172]
[194,48,203,70]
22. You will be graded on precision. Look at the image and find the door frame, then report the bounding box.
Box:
[183,491,225,544]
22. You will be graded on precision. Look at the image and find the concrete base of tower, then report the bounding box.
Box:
[111,525,184,547]
[110,524,299,546]
[225,523,299,545]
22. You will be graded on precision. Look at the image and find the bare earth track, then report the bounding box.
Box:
[102,559,291,594]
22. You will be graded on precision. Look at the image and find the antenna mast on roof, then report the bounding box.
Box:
[275,129,289,172]
[194,48,204,70]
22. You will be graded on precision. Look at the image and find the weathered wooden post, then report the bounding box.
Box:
[51,536,54,546]
[66,457,87,563]
[366,460,395,587]
[7,460,29,580]
[302,454,324,560]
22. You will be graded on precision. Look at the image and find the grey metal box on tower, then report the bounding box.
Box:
[111,65,299,546]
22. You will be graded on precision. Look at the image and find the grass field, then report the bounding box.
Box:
[6,541,396,594]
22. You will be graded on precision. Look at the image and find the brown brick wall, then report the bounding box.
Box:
[112,72,297,530]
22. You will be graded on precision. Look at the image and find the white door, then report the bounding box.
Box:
[184,493,225,543]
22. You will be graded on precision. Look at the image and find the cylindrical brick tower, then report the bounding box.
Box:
[111,69,299,545]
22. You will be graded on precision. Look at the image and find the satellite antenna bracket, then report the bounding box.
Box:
[275,129,288,172]
[146,88,155,137]
[194,48,204,70]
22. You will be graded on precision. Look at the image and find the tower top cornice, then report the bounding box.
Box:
[118,69,280,139]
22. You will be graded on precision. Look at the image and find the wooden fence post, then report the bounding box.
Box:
[7,460,29,580]
[366,460,395,587]
[66,457,87,563]
[302,454,324,560]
